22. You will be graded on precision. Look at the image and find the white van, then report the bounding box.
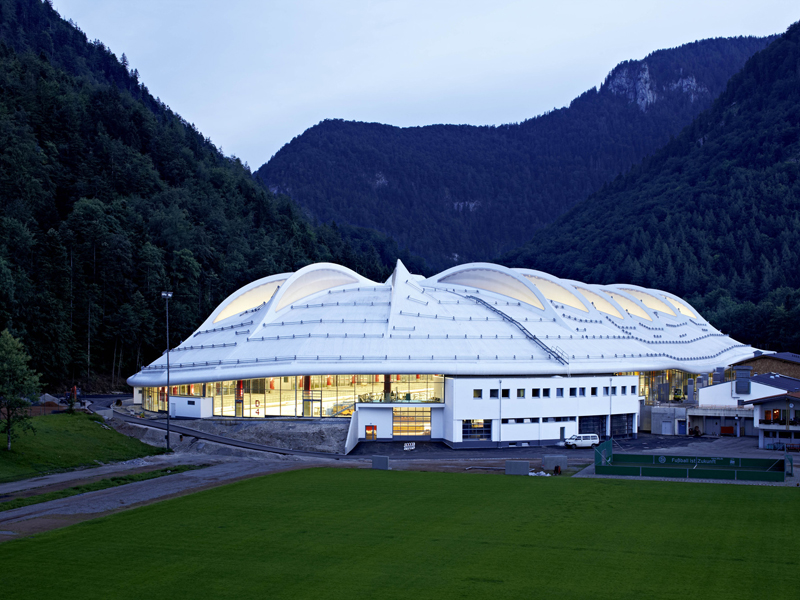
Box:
[558,434,600,449]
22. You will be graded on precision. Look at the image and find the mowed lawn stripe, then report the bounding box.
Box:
[1,468,796,599]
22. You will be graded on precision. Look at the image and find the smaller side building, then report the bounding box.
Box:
[739,370,800,450]
[732,351,800,379]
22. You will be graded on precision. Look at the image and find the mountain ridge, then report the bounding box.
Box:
[502,20,800,351]
[257,34,775,269]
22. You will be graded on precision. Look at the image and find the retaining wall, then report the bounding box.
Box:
[173,418,351,454]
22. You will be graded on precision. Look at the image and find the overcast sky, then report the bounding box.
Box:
[53,0,797,168]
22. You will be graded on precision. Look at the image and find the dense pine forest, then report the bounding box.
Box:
[0,0,421,391]
[0,0,796,395]
[503,21,800,352]
[256,36,773,269]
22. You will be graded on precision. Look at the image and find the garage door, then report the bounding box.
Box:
[661,420,673,435]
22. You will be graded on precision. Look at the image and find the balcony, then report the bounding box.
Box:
[758,418,800,430]
[357,391,442,404]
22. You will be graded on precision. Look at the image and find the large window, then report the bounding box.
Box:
[462,419,492,441]
[392,407,431,437]
[143,373,443,419]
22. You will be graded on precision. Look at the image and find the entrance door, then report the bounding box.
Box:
[392,407,431,437]
[678,420,687,435]
[661,421,673,435]
[559,427,565,441]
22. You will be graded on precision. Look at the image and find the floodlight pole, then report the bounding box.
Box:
[162,291,173,451]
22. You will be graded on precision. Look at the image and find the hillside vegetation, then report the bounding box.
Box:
[0,0,421,390]
[0,412,161,482]
[504,21,800,351]
[257,36,773,268]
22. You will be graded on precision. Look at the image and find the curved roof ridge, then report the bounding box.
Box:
[206,272,292,326]
[427,262,550,312]
[271,262,377,313]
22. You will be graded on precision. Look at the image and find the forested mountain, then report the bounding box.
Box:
[0,0,422,391]
[256,35,774,269]
[503,21,800,352]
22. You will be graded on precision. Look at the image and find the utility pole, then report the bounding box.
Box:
[162,291,173,451]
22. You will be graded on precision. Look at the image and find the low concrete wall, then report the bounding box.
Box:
[111,421,297,459]
[174,418,351,454]
[542,455,567,471]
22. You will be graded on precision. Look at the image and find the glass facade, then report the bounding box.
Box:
[617,369,729,405]
[462,419,492,441]
[141,373,444,418]
[392,407,432,437]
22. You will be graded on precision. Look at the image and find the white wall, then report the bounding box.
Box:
[430,407,444,439]
[698,381,782,408]
[169,396,212,418]
[444,378,456,443]
[355,405,393,440]
[345,411,360,454]
[449,374,640,443]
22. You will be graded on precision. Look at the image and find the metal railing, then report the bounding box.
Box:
[466,295,569,365]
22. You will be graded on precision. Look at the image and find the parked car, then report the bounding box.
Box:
[557,434,599,449]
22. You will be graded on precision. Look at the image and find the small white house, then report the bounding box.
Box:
[168,396,213,419]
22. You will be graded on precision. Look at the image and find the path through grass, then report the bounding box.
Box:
[0,465,203,512]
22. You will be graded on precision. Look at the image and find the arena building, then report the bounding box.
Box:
[127,261,756,450]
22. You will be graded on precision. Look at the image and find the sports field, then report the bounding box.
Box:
[1,468,797,599]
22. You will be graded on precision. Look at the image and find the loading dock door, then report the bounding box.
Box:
[661,421,673,435]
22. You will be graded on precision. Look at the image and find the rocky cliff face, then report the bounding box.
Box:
[607,62,659,110]
[606,61,711,111]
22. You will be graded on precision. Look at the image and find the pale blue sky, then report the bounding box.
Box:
[54,0,797,168]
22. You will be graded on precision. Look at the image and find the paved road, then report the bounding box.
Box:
[0,454,216,496]
[0,456,341,540]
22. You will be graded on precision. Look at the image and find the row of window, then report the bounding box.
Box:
[473,385,637,399]
[763,431,800,440]
[500,416,576,424]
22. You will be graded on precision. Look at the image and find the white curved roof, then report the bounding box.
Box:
[128,261,756,387]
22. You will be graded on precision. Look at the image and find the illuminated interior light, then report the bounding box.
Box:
[662,296,697,318]
[214,280,286,323]
[619,288,676,316]
[438,269,544,309]
[605,291,652,321]
[522,275,588,312]
[573,287,623,319]
[276,269,360,312]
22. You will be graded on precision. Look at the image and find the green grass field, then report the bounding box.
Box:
[0,413,162,482]
[1,468,797,599]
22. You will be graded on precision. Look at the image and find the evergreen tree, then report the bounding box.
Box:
[0,330,41,451]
